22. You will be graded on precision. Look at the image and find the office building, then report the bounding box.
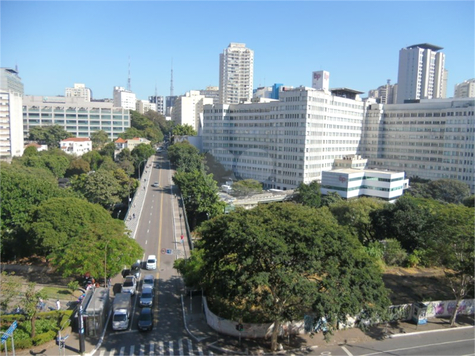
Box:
[203,83,365,190]
[165,96,177,117]
[149,95,165,115]
[361,98,474,193]
[113,86,136,110]
[253,84,284,100]
[396,43,447,103]
[65,83,92,102]
[0,68,24,159]
[23,95,130,141]
[199,86,220,105]
[136,100,157,114]
[311,70,330,92]
[172,90,213,132]
[454,79,475,98]
[219,43,254,104]
[368,80,397,104]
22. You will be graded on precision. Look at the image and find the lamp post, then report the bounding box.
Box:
[104,241,109,288]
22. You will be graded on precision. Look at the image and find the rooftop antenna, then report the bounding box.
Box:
[170,59,174,97]
[127,56,131,91]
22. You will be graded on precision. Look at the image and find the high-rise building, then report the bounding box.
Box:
[136,100,157,114]
[149,95,165,115]
[361,98,474,193]
[199,86,220,105]
[368,80,397,104]
[0,68,24,159]
[396,43,447,103]
[219,43,254,104]
[165,96,177,117]
[172,90,213,132]
[23,95,130,141]
[113,86,136,110]
[65,83,92,102]
[454,79,475,98]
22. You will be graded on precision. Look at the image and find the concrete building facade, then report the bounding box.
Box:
[0,68,24,159]
[396,43,447,103]
[219,43,254,104]
[172,91,213,132]
[60,137,92,155]
[454,79,475,98]
[65,83,91,102]
[136,100,157,114]
[360,98,474,193]
[202,86,365,190]
[149,95,165,115]
[113,86,136,110]
[23,96,130,141]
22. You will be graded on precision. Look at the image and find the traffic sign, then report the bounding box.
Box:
[161,248,166,254]
[1,320,17,344]
[166,249,173,255]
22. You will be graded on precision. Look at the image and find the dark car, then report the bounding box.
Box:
[137,307,153,331]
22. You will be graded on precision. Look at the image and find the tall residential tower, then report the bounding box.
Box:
[219,43,254,104]
[396,43,447,103]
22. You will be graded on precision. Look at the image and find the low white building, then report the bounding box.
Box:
[60,137,92,156]
[321,168,409,201]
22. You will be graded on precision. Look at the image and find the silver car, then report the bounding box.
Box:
[139,287,154,307]
[122,275,137,296]
[142,274,155,291]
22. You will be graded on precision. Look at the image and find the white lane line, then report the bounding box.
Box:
[145,240,147,245]
[342,345,353,356]
[129,345,134,355]
[361,338,475,356]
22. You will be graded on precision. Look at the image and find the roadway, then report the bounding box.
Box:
[98,150,214,355]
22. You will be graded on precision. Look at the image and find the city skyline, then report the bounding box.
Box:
[1,1,474,101]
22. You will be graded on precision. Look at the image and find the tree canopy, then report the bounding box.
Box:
[230,179,263,197]
[406,178,471,204]
[294,180,321,208]
[172,124,197,136]
[168,141,203,172]
[28,125,70,148]
[187,203,390,350]
[25,197,143,278]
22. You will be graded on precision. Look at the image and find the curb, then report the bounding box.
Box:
[388,324,475,338]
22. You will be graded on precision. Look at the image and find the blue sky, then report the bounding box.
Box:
[2,1,474,100]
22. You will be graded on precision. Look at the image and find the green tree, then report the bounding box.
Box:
[329,197,385,246]
[65,158,91,177]
[321,191,343,207]
[172,124,197,136]
[28,125,70,148]
[131,143,155,165]
[203,152,232,184]
[0,163,76,259]
[462,195,475,208]
[426,179,471,204]
[173,170,225,229]
[90,130,110,149]
[168,142,202,172]
[23,145,38,157]
[70,170,121,209]
[0,271,21,312]
[21,283,46,338]
[99,142,116,159]
[21,148,71,178]
[82,150,103,171]
[195,203,390,351]
[294,180,321,208]
[26,197,143,278]
[230,179,263,197]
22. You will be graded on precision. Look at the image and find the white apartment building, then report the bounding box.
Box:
[396,43,447,103]
[65,83,91,102]
[199,86,220,105]
[219,43,254,104]
[60,137,92,155]
[113,86,136,110]
[202,85,365,190]
[172,90,213,132]
[368,80,397,104]
[360,98,475,193]
[149,95,165,115]
[321,169,408,201]
[454,79,475,98]
[23,96,130,141]
[136,100,157,114]
[0,68,24,159]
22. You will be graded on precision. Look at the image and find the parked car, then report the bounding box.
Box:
[130,260,141,279]
[121,276,137,296]
[146,255,157,270]
[138,307,153,331]
[142,274,155,291]
[139,287,154,307]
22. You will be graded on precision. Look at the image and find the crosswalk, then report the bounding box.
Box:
[98,339,215,356]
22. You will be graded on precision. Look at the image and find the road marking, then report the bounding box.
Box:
[178,338,184,356]
[158,341,164,355]
[147,229,150,234]
[341,346,353,356]
[139,344,145,356]
[145,240,147,245]
[129,345,134,355]
[187,339,194,356]
[197,345,204,356]
[119,346,125,356]
[168,340,173,356]
[150,341,155,356]
[361,338,475,356]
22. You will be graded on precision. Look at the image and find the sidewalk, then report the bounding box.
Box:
[183,293,475,355]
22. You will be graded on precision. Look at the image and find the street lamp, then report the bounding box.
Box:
[104,240,109,288]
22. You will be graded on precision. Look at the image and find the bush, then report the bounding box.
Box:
[32,330,57,346]
[2,338,32,351]
[383,239,407,266]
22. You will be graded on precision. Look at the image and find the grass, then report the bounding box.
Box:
[38,286,77,300]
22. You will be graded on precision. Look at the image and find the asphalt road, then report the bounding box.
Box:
[99,152,213,355]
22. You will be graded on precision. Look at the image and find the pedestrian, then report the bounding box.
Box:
[107,278,111,288]
[56,299,61,310]
[133,213,136,219]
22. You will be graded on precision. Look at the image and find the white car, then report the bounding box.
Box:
[152,182,160,188]
[146,255,157,270]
